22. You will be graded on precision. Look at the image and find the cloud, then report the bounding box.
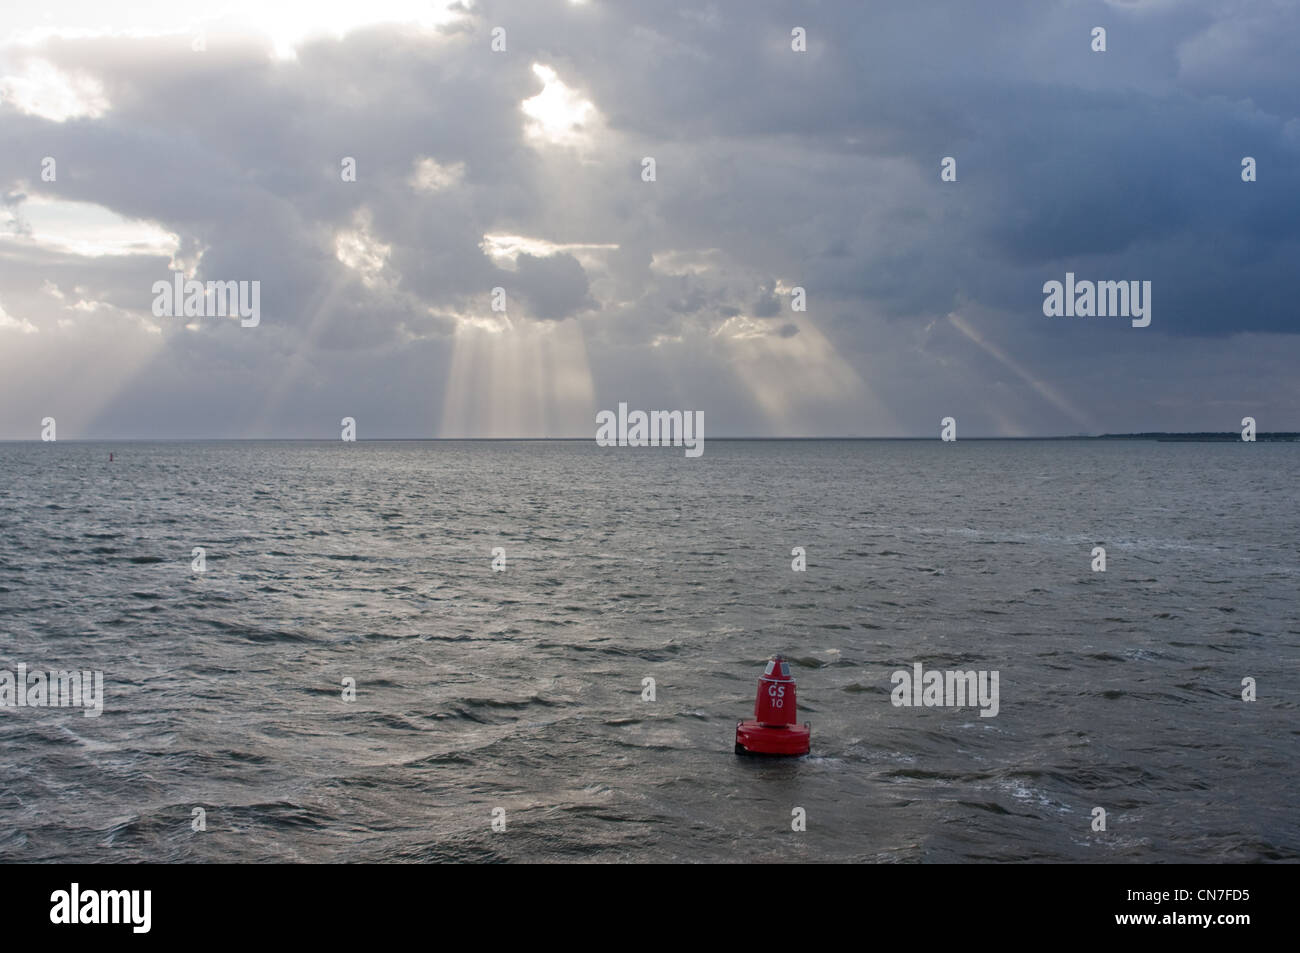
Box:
[512,251,593,321]
[0,0,1296,437]
[0,299,37,333]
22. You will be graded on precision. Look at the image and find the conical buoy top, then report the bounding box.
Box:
[755,655,797,725]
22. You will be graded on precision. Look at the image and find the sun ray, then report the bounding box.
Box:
[946,312,1097,434]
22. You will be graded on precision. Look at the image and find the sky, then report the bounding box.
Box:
[0,0,1297,438]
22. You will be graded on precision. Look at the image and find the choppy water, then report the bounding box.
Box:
[0,439,1296,862]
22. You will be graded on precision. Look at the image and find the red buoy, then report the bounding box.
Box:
[734,655,811,756]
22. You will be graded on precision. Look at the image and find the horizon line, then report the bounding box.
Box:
[3,432,1297,443]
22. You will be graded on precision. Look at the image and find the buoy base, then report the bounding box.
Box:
[734,720,810,757]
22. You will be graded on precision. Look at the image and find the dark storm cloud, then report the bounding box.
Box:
[512,251,593,320]
[0,0,1297,437]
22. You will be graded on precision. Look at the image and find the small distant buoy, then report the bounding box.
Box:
[734,655,811,756]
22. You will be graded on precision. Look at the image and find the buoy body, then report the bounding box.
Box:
[734,655,810,756]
